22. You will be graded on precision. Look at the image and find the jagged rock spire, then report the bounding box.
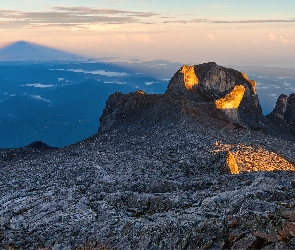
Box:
[268,94,295,134]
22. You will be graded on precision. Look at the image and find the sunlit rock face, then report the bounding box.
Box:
[214,142,295,174]
[215,85,245,109]
[214,85,246,124]
[180,65,199,90]
[241,72,257,94]
[165,65,203,101]
[226,150,240,174]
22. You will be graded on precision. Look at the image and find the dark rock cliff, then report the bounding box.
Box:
[268,94,295,135]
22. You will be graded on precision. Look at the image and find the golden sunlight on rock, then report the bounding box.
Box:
[214,142,295,174]
[180,65,198,90]
[248,80,257,94]
[241,73,249,80]
[241,72,257,94]
[226,151,240,174]
[233,146,295,173]
[215,85,245,109]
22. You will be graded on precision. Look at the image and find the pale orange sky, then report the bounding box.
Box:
[1,0,295,67]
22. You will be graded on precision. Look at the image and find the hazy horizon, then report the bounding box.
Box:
[0,1,294,68]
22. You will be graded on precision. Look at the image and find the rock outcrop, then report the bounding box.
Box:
[165,62,261,117]
[25,141,57,150]
[268,94,295,134]
[100,62,291,135]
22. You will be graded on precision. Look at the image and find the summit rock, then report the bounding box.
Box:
[99,62,291,137]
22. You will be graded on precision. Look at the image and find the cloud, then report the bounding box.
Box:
[279,36,292,43]
[163,18,295,25]
[51,7,157,17]
[30,95,50,102]
[268,33,276,41]
[131,34,151,42]
[65,69,128,77]
[24,83,55,88]
[212,19,295,24]
[208,34,215,41]
[163,19,208,24]
[0,7,158,29]
[1,6,294,31]
[267,33,292,43]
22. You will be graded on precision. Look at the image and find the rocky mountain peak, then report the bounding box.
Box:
[100,62,267,132]
[166,62,260,109]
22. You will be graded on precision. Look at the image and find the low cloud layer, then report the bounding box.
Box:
[163,18,295,24]
[0,7,158,29]
[1,6,294,29]
[268,33,293,43]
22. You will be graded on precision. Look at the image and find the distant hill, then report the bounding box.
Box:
[0,41,84,61]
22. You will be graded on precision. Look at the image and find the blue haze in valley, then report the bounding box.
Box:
[0,42,294,148]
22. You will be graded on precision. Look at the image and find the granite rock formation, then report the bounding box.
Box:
[1,63,295,249]
[100,63,292,138]
[165,62,261,124]
[268,93,295,135]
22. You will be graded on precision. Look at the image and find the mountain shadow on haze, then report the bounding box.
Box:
[0,41,84,61]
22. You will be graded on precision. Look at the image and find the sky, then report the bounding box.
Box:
[0,0,295,67]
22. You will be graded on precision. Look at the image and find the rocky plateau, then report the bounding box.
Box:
[1,62,295,250]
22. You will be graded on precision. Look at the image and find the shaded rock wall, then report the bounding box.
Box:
[268,94,295,135]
